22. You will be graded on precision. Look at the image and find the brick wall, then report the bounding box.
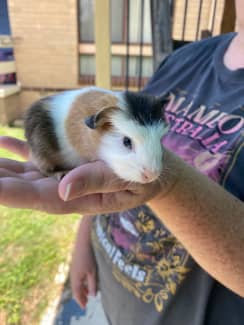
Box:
[7,0,79,91]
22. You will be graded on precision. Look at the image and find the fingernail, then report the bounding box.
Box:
[64,183,72,201]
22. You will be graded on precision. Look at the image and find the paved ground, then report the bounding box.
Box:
[54,283,108,325]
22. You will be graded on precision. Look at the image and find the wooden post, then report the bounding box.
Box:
[150,0,172,71]
[220,0,236,34]
[94,0,111,89]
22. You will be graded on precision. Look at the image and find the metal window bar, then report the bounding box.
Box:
[125,0,130,90]
[181,0,189,41]
[150,0,172,71]
[138,0,145,90]
[195,0,204,40]
[210,0,218,35]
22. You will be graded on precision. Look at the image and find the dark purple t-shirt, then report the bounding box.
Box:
[92,33,244,325]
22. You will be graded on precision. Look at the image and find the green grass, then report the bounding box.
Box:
[0,126,80,324]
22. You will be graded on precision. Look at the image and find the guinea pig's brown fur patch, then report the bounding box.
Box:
[65,90,119,160]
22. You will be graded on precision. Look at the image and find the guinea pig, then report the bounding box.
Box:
[24,87,169,184]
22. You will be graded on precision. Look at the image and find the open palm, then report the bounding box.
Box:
[0,136,86,214]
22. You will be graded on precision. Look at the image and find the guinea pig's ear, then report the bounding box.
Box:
[84,115,97,129]
[84,106,118,130]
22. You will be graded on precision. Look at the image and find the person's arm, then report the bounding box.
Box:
[148,149,244,297]
[59,149,244,298]
[70,215,97,308]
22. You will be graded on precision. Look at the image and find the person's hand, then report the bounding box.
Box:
[70,231,97,308]
[57,147,179,214]
[58,159,170,214]
[0,136,179,215]
[0,136,94,214]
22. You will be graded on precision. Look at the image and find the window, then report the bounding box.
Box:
[78,0,228,89]
[78,0,153,89]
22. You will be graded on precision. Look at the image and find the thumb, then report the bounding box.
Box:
[58,160,135,201]
[87,271,97,297]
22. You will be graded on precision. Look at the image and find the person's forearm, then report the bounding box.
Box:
[75,215,94,248]
[71,215,97,304]
[148,149,244,297]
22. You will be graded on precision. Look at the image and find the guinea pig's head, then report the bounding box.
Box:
[85,91,169,184]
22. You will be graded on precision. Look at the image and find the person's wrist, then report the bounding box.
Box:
[148,148,182,205]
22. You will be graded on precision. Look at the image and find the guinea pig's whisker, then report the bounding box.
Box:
[158,167,170,180]
[157,165,179,186]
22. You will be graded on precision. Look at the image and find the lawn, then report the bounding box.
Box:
[0,126,80,325]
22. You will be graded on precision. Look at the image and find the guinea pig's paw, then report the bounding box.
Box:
[42,168,68,181]
[52,170,69,181]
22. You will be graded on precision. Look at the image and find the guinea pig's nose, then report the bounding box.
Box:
[141,168,157,183]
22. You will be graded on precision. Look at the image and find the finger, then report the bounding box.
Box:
[62,180,160,215]
[0,170,137,215]
[0,168,43,180]
[34,178,104,215]
[0,180,92,214]
[0,158,38,173]
[0,177,59,212]
[0,175,92,214]
[72,282,88,309]
[77,286,89,309]
[87,271,97,297]
[62,191,139,215]
[58,160,136,201]
[71,274,89,309]
[0,137,29,159]
[0,177,42,209]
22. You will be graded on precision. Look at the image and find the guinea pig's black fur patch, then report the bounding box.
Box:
[24,97,60,154]
[124,91,168,126]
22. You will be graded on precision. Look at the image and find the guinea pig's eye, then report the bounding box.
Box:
[123,136,133,150]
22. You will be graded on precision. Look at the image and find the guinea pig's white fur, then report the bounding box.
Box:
[28,87,168,183]
[98,109,168,183]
